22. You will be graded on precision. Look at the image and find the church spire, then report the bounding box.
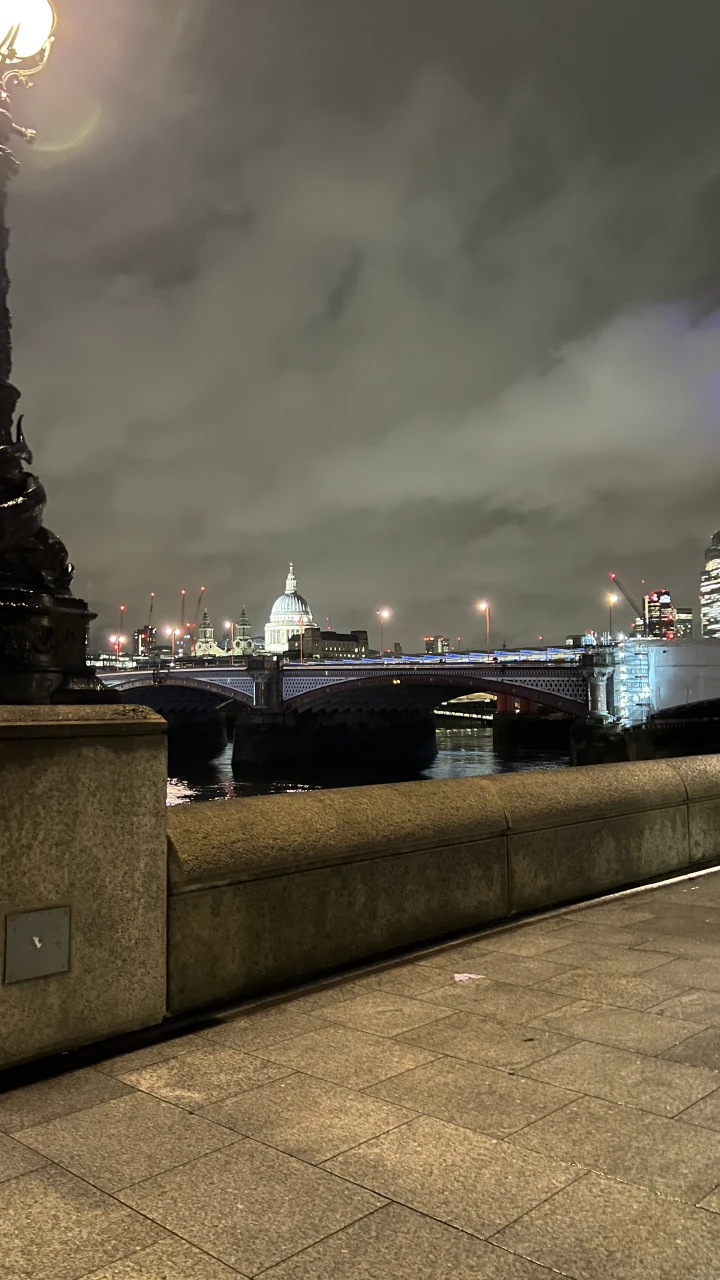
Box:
[286,562,297,594]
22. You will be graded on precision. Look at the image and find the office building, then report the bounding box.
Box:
[673,606,693,640]
[287,627,369,660]
[701,532,720,639]
[643,590,674,640]
[424,635,450,655]
[133,626,156,658]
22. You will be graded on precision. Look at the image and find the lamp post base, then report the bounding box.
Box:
[0,586,115,704]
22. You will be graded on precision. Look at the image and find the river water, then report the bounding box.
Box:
[167,725,569,805]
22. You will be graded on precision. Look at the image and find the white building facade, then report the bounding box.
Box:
[231,607,254,657]
[194,608,227,659]
[264,564,314,654]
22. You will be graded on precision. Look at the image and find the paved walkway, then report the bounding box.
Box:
[4,871,720,1278]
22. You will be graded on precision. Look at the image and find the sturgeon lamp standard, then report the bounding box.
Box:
[0,2,109,702]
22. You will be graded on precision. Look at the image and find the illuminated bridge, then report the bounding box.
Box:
[103,654,610,768]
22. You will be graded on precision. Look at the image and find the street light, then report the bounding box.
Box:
[164,627,182,661]
[108,633,125,665]
[476,600,491,650]
[607,593,618,642]
[224,620,235,666]
[376,608,391,658]
[0,3,110,703]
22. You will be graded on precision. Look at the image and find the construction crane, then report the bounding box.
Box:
[609,572,644,633]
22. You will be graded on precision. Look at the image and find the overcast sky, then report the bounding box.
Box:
[9,0,720,648]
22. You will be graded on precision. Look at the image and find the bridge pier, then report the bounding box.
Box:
[165,709,228,764]
[493,710,572,751]
[232,707,438,773]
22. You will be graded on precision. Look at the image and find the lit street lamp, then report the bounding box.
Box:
[0,3,110,703]
[607,593,618,642]
[108,633,125,665]
[164,627,182,661]
[477,600,491,650]
[376,608,391,657]
[224,620,235,666]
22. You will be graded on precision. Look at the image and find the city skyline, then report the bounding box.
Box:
[103,538,716,658]
[10,0,720,648]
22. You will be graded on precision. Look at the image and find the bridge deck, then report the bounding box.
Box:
[3,870,720,1276]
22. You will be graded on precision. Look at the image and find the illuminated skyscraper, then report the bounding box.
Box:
[700,532,720,639]
[673,606,693,640]
[643,590,674,639]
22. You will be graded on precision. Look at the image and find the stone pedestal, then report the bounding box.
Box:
[0,585,112,703]
[0,705,167,1069]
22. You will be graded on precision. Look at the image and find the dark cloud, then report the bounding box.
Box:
[5,0,720,648]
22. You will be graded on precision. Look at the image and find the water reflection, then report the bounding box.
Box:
[167,726,569,806]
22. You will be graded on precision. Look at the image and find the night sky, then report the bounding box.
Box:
[9,0,720,649]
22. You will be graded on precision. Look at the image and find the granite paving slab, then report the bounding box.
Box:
[260,1202,561,1279]
[117,1046,291,1110]
[0,1165,163,1280]
[536,942,674,976]
[651,989,720,1026]
[258,1024,439,1089]
[200,1073,415,1163]
[319,990,452,1036]
[521,1039,720,1116]
[676,1088,720,1132]
[94,1033,215,1079]
[416,979,575,1023]
[0,1131,46,1183]
[427,951,576,987]
[15,1091,237,1192]
[324,1114,581,1238]
[510,1093,720,1202]
[662,1027,720,1070]
[118,1138,385,1275]
[0,1068,130,1134]
[196,1007,331,1053]
[365,1054,578,1139]
[531,1003,702,1054]
[397,1010,577,1071]
[535,967,691,1010]
[78,1238,243,1278]
[494,1170,720,1280]
[645,957,720,992]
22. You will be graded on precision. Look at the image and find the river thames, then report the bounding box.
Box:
[167,724,569,805]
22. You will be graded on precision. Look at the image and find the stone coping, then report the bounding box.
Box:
[168,756,720,893]
[0,705,166,739]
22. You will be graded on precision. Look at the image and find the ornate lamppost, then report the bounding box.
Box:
[0,2,109,702]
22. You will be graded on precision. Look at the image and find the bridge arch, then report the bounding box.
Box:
[106,673,255,712]
[283,671,588,718]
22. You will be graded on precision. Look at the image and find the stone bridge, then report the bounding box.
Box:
[104,656,599,719]
[103,656,609,768]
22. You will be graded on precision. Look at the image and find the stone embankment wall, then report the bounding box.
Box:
[3,721,719,1067]
[167,756,720,1013]
[0,706,167,1069]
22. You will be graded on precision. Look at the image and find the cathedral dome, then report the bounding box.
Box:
[265,564,314,654]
